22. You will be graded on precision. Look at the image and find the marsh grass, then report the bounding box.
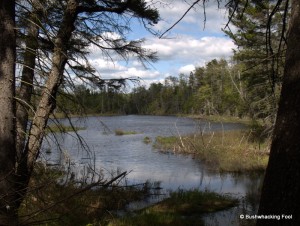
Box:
[143,136,152,144]
[151,189,238,214]
[154,130,270,172]
[108,189,238,226]
[153,136,178,149]
[115,129,139,136]
[19,164,152,226]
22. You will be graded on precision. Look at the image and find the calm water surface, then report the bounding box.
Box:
[42,115,262,225]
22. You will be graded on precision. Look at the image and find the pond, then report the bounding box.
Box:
[42,115,263,225]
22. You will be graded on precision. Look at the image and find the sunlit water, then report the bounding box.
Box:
[42,115,262,225]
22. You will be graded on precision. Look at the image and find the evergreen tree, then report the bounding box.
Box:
[224,0,287,122]
[0,0,160,223]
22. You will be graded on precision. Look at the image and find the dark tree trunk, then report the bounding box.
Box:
[16,1,42,160]
[24,0,78,173]
[257,0,300,225]
[14,1,43,214]
[0,0,18,225]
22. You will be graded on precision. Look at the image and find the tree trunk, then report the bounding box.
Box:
[14,1,45,214]
[257,0,300,225]
[0,0,18,225]
[23,0,78,174]
[16,0,42,161]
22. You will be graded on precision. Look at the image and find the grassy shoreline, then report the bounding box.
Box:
[185,114,252,125]
[52,112,251,123]
[154,130,269,173]
[20,164,239,226]
[20,164,153,225]
[108,189,238,226]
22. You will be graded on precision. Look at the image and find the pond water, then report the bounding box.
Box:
[42,115,263,225]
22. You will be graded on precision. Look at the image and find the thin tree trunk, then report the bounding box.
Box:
[0,0,18,225]
[16,0,42,161]
[23,0,78,174]
[257,0,300,225]
[13,2,45,214]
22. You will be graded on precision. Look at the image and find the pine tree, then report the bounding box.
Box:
[224,0,287,122]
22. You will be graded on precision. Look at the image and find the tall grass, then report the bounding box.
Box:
[19,164,152,225]
[154,130,270,172]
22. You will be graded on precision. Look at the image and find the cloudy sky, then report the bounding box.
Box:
[88,0,236,88]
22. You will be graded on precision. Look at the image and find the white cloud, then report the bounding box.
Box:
[90,58,127,74]
[85,1,235,86]
[87,35,235,85]
[144,35,235,64]
[151,0,229,35]
[112,67,161,80]
[179,64,195,74]
[89,57,162,81]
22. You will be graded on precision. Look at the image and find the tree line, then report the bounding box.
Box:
[57,0,286,126]
[1,0,300,225]
[56,59,246,117]
[0,0,159,224]
[57,57,279,124]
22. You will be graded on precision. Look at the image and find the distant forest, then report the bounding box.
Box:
[56,57,279,122]
[55,0,285,124]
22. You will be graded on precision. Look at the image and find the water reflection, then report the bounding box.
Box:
[42,115,263,225]
[203,172,263,226]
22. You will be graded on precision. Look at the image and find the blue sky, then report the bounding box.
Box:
[87,0,236,88]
